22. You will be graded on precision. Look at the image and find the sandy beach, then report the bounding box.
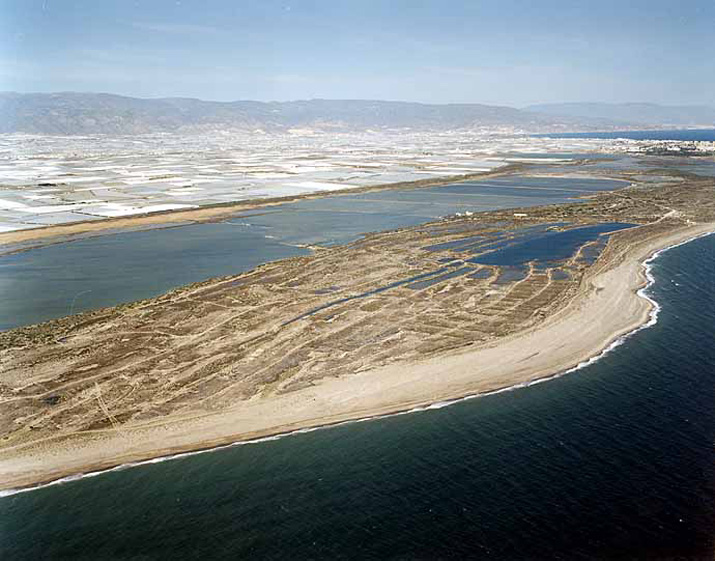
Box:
[1,220,712,492]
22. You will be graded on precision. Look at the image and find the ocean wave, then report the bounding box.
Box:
[2,229,713,499]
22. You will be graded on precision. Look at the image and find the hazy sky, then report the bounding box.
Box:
[2,0,714,106]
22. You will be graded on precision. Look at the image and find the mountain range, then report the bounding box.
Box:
[1,92,713,135]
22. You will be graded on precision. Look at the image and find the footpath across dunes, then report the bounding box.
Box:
[0,173,713,491]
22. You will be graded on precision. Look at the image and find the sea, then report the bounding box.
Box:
[538,129,715,142]
[0,229,713,560]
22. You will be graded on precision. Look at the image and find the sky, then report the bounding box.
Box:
[1,0,714,107]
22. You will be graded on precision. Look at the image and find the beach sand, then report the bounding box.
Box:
[1,221,712,492]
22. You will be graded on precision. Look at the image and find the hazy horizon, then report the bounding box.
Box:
[2,0,714,107]
[4,90,715,111]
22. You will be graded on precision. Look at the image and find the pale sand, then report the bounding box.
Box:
[1,222,713,492]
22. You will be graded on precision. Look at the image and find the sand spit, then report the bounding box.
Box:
[3,228,712,499]
[0,218,713,492]
[1,169,712,492]
[0,167,521,248]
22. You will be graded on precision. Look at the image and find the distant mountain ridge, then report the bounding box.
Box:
[526,102,715,128]
[1,92,713,135]
[0,92,564,134]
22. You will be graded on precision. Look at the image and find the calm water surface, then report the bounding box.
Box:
[1,234,713,560]
[0,175,625,330]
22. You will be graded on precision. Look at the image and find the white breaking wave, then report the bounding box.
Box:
[2,229,713,499]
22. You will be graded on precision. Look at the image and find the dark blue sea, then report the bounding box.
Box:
[1,233,713,560]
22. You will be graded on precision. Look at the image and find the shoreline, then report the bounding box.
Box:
[1,221,713,495]
[0,166,527,248]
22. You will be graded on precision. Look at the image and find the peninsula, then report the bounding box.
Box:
[0,166,713,491]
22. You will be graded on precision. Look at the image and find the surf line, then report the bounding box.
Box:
[2,229,713,498]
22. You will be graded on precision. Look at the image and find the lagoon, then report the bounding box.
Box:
[0,175,625,330]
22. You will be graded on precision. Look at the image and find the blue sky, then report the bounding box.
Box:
[2,0,714,106]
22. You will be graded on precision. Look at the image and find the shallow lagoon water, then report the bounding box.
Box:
[0,225,310,331]
[1,234,713,560]
[0,175,626,330]
[582,155,715,178]
[469,223,634,267]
